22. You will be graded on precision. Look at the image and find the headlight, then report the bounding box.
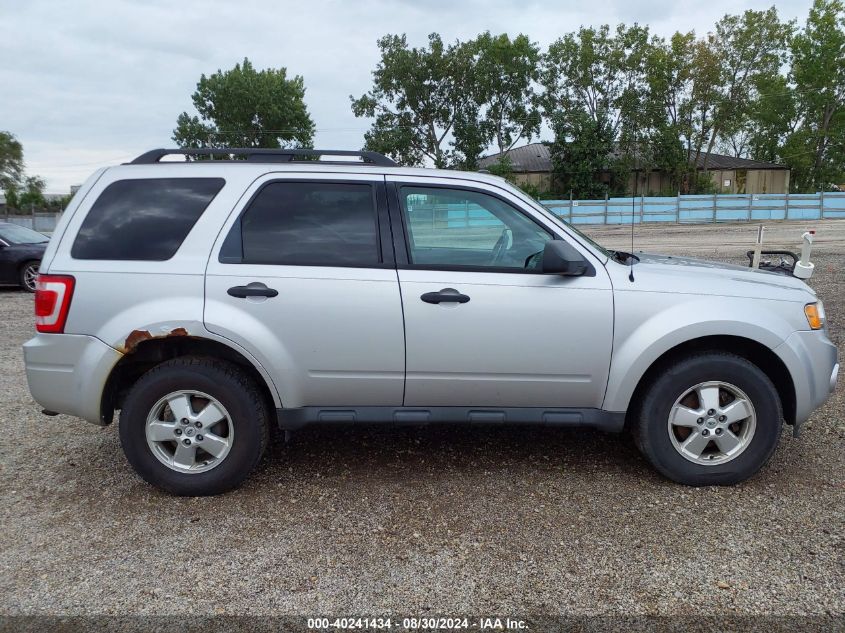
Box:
[805,301,825,330]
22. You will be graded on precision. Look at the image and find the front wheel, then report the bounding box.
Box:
[119,357,270,495]
[633,352,783,486]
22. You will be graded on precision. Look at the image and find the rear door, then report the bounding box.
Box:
[204,173,405,409]
[387,176,614,409]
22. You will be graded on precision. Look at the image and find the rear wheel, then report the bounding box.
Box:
[19,260,39,292]
[119,357,270,496]
[634,352,782,486]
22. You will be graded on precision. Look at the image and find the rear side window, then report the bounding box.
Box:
[220,181,380,266]
[71,178,225,260]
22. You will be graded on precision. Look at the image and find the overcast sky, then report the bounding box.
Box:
[1,0,812,192]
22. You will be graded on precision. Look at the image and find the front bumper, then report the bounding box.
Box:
[23,333,122,425]
[776,329,839,431]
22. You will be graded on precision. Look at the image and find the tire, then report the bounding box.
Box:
[119,357,270,496]
[633,352,782,486]
[19,260,39,292]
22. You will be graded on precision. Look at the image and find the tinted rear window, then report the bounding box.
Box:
[221,181,380,266]
[71,178,225,260]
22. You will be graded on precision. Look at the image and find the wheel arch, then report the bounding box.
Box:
[622,335,796,429]
[100,336,280,425]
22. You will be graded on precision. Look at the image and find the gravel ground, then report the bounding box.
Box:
[0,221,842,621]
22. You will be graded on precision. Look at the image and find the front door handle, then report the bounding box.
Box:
[420,288,470,304]
[227,282,278,298]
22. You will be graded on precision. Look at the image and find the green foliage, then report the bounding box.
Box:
[470,33,542,157]
[351,34,479,168]
[541,23,651,141]
[17,176,46,208]
[549,110,616,199]
[704,8,793,168]
[541,23,653,198]
[516,181,545,200]
[785,0,845,191]
[4,186,19,209]
[0,131,24,194]
[352,32,541,169]
[484,155,514,179]
[173,58,315,150]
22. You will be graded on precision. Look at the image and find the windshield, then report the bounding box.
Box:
[0,224,49,245]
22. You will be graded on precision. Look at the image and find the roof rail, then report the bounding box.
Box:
[129,148,398,167]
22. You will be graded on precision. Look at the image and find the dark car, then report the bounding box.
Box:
[0,222,49,292]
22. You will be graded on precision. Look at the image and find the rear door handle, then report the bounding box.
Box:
[420,288,470,304]
[227,282,278,298]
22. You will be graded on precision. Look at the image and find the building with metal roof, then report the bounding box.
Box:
[478,142,791,195]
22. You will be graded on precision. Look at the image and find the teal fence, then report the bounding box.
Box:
[541,192,845,225]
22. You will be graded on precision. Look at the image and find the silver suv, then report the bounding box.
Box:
[23,148,838,495]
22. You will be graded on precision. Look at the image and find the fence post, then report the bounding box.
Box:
[712,193,717,223]
[784,191,789,220]
[640,194,644,224]
[604,192,608,225]
[676,191,680,223]
[31,203,36,230]
[747,192,753,222]
[819,190,825,219]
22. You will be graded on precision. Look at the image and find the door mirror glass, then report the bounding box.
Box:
[541,240,588,276]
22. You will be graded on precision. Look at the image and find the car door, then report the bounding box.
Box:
[204,173,405,409]
[387,176,614,409]
[0,237,14,283]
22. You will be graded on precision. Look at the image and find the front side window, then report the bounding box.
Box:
[71,178,224,260]
[399,186,551,270]
[223,181,380,267]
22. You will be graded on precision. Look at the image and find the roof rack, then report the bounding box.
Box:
[129,148,398,167]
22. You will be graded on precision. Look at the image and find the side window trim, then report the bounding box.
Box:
[218,177,394,269]
[388,181,560,275]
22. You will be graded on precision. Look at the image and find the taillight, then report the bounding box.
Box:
[35,275,75,333]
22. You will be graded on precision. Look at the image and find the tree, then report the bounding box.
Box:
[0,131,24,194]
[641,31,722,193]
[173,58,315,150]
[17,176,46,208]
[541,23,651,197]
[742,73,798,162]
[471,33,542,157]
[352,34,481,168]
[550,110,616,199]
[786,0,845,191]
[699,8,792,173]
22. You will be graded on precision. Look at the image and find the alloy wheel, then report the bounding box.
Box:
[145,390,234,473]
[667,380,757,465]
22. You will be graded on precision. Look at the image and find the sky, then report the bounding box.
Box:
[1,0,813,192]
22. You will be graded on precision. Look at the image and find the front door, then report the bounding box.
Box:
[204,174,405,408]
[388,178,613,409]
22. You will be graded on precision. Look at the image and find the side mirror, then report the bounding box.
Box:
[541,240,588,276]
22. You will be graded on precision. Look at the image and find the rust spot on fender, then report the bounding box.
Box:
[122,330,152,353]
[119,327,192,354]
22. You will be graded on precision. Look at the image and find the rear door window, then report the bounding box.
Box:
[71,178,224,260]
[220,181,380,267]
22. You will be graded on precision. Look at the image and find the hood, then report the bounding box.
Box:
[622,252,815,302]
